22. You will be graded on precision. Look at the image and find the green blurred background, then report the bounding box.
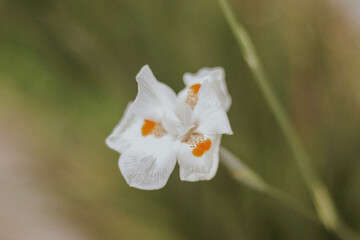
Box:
[1,0,360,239]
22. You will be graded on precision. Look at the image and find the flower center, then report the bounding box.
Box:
[141,120,167,138]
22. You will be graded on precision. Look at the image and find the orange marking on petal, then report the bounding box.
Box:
[142,120,156,136]
[141,119,167,138]
[190,84,201,95]
[192,138,212,157]
[186,84,202,109]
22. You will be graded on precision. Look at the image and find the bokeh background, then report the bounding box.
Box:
[1,0,360,239]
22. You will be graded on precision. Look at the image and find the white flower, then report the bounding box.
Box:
[106,65,233,190]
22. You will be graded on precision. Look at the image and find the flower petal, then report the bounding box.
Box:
[178,134,221,181]
[107,104,178,190]
[161,102,194,137]
[106,102,137,153]
[183,67,231,111]
[193,81,233,135]
[131,65,178,122]
[119,134,179,190]
[106,103,168,154]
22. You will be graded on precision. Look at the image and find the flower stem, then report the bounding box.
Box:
[218,0,359,239]
[220,147,319,224]
[220,147,360,239]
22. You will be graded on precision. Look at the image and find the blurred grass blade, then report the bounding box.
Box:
[218,0,360,238]
[220,146,267,191]
[220,147,318,223]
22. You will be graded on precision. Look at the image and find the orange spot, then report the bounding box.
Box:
[190,84,201,95]
[142,120,156,136]
[192,139,212,157]
[141,119,167,138]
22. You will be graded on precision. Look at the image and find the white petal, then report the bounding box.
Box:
[119,134,179,190]
[131,65,178,122]
[106,102,137,153]
[106,105,167,154]
[178,134,221,182]
[183,67,231,111]
[193,81,233,135]
[177,87,188,105]
[161,102,194,137]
